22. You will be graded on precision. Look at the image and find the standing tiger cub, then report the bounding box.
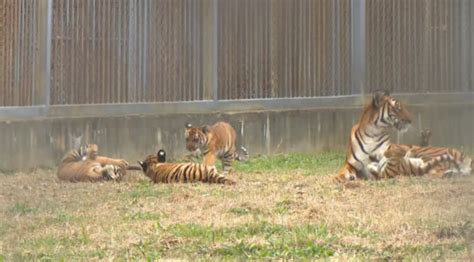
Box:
[185,121,248,174]
[138,149,236,185]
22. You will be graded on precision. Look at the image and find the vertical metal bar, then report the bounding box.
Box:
[202,0,218,101]
[128,0,136,103]
[212,0,218,101]
[33,0,52,108]
[351,0,365,95]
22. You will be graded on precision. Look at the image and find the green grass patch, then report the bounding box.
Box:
[126,211,162,221]
[228,207,251,216]
[167,222,336,258]
[234,151,344,174]
[8,203,37,216]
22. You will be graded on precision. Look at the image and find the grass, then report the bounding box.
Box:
[233,151,343,174]
[0,152,473,260]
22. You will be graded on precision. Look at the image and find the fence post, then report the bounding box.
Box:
[351,0,366,95]
[34,0,53,107]
[202,0,218,101]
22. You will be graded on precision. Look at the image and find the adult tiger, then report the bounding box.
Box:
[185,121,248,174]
[57,145,123,182]
[335,90,412,182]
[366,144,471,179]
[138,149,236,185]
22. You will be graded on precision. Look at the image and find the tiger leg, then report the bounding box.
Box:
[334,163,357,182]
[220,151,235,175]
[203,153,217,167]
[206,166,236,185]
[90,165,122,181]
[95,156,129,169]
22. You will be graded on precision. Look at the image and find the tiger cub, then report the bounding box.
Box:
[57,145,123,182]
[367,144,472,179]
[138,149,236,185]
[185,121,248,174]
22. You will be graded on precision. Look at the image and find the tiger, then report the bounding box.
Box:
[335,90,413,182]
[138,149,236,185]
[185,121,248,174]
[366,144,472,179]
[419,128,432,147]
[57,145,123,182]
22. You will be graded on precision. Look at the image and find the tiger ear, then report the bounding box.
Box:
[185,123,192,129]
[157,149,166,163]
[372,90,390,108]
[201,125,210,134]
[137,161,146,172]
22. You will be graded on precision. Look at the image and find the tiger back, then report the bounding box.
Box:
[138,149,236,185]
[185,121,248,174]
[378,144,472,178]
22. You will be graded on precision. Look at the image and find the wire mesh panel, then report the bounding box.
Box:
[0,0,39,106]
[366,0,474,94]
[50,0,204,105]
[217,0,352,100]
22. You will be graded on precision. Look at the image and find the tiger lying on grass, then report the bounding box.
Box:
[138,149,236,185]
[185,121,248,175]
[367,144,472,179]
[57,144,125,182]
[335,90,472,182]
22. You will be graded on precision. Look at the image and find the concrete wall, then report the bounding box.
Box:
[0,102,472,171]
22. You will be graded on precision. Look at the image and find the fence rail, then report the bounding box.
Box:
[0,0,473,109]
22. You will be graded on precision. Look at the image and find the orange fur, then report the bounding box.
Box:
[335,91,412,182]
[139,151,236,185]
[57,145,122,182]
[185,121,248,174]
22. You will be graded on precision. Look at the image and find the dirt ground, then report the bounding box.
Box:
[0,155,473,260]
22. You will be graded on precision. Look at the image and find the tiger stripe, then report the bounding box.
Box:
[336,90,413,182]
[185,121,249,174]
[138,149,236,185]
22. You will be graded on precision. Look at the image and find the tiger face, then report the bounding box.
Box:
[137,149,166,173]
[373,90,412,132]
[185,123,208,154]
[85,144,99,159]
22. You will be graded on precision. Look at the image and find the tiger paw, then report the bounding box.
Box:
[116,159,129,169]
[103,165,122,181]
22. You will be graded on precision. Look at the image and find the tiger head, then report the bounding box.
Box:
[185,123,209,154]
[137,149,166,173]
[85,144,99,159]
[371,90,412,132]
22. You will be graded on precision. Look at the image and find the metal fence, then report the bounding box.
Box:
[366,0,474,94]
[217,0,352,99]
[0,0,473,108]
[0,0,39,106]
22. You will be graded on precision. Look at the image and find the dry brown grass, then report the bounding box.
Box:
[0,153,473,260]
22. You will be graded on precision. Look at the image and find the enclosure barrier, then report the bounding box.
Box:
[0,0,473,118]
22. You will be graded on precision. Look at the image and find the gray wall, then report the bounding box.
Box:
[0,96,472,171]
